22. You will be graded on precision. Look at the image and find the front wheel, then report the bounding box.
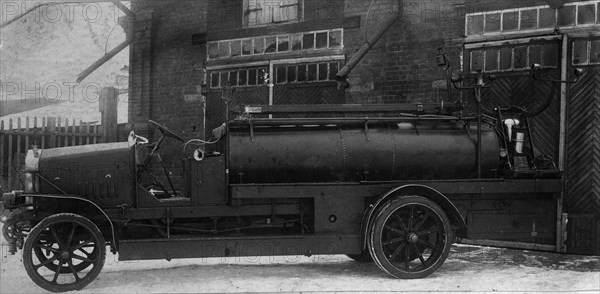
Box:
[23,213,106,292]
[368,196,452,279]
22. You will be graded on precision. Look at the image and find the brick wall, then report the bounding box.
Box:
[129,0,207,141]
[341,0,571,104]
[129,0,577,129]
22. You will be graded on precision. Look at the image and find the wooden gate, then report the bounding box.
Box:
[482,72,561,161]
[566,66,600,255]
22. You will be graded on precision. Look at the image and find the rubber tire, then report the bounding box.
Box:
[368,196,453,279]
[23,213,106,292]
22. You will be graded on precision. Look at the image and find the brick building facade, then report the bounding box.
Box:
[128,0,599,254]
[128,0,575,133]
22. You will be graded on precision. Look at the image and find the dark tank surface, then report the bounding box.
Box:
[228,120,498,184]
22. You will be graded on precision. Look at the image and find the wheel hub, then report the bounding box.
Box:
[61,251,70,260]
[407,232,419,243]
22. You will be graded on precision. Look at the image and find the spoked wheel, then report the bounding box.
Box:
[23,213,106,292]
[368,196,452,279]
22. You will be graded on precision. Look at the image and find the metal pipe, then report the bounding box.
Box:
[336,1,403,79]
[243,103,462,114]
[231,116,473,127]
[76,38,134,83]
[477,96,482,179]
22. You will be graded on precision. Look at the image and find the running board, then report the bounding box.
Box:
[118,234,361,261]
[458,238,556,252]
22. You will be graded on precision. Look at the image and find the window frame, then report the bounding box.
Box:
[242,0,304,28]
[465,1,600,38]
[206,29,344,61]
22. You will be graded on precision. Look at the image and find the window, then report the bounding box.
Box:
[572,39,600,65]
[210,67,268,89]
[209,62,340,89]
[207,29,343,60]
[469,43,559,73]
[465,1,600,36]
[485,13,501,33]
[243,0,303,27]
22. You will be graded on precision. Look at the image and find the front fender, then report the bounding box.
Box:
[19,194,118,252]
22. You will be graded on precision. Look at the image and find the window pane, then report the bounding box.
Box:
[239,70,248,86]
[543,43,559,67]
[499,47,513,70]
[520,9,537,30]
[276,65,287,84]
[297,64,307,82]
[329,30,342,47]
[265,36,277,53]
[307,64,317,81]
[502,11,518,31]
[471,50,484,72]
[303,33,314,50]
[208,43,219,59]
[485,49,498,72]
[218,42,230,58]
[258,68,268,84]
[539,8,556,28]
[229,71,238,86]
[220,72,228,87]
[591,40,600,63]
[318,63,328,80]
[467,14,484,35]
[557,6,575,26]
[485,13,501,33]
[242,39,253,55]
[514,46,527,68]
[287,65,297,82]
[273,0,298,22]
[231,40,241,57]
[577,4,595,25]
[248,69,257,85]
[278,36,289,52]
[254,38,265,54]
[329,62,339,80]
[211,72,220,88]
[291,34,302,51]
[316,32,328,49]
[529,45,542,66]
[573,40,588,64]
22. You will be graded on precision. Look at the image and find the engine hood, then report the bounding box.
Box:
[40,142,130,161]
[35,142,135,204]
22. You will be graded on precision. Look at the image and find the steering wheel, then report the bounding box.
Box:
[149,120,184,142]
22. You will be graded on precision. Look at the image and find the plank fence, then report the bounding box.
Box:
[0,87,124,192]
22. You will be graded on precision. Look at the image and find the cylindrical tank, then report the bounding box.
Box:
[228,120,498,183]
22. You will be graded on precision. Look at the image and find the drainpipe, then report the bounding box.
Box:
[336,0,403,79]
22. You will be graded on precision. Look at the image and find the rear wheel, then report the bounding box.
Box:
[23,213,106,292]
[368,196,452,279]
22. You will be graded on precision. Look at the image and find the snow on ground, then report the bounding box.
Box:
[0,237,598,293]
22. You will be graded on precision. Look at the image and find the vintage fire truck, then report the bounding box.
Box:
[0,63,576,292]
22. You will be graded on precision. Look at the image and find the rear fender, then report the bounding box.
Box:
[360,184,467,250]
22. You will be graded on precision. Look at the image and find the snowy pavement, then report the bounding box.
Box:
[0,241,598,293]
